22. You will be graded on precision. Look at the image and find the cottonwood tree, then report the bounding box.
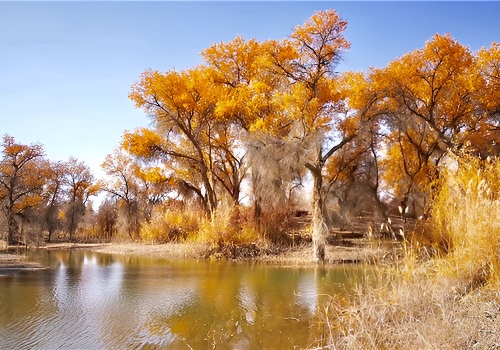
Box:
[202,10,383,260]
[43,160,67,242]
[132,163,172,223]
[64,157,97,241]
[474,42,500,157]
[202,11,352,259]
[267,11,387,261]
[127,65,247,218]
[202,36,301,230]
[379,34,499,213]
[324,118,385,223]
[96,198,117,241]
[101,149,142,240]
[0,135,47,245]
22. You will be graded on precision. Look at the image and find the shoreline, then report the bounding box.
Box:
[0,253,47,274]
[1,240,390,267]
[59,241,388,265]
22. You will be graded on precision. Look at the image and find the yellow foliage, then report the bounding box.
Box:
[57,209,66,220]
[476,42,500,116]
[13,195,43,212]
[290,9,350,59]
[0,135,46,217]
[338,71,370,110]
[121,128,163,158]
[140,166,168,184]
[381,131,438,200]
[382,34,483,148]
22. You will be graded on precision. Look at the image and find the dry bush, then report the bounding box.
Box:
[257,209,300,244]
[197,205,261,247]
[140,204,200,243]
[139,200,284,259]
[320,154,500,349]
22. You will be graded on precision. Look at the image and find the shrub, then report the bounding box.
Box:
[140,205,200,243]
[197,205,261,247]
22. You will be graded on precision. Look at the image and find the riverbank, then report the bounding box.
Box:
[45,240,388,265]
[0,239,390,267]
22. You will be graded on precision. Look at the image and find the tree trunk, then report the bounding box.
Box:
[127,202,134,240]
[311,167,326,262]
[251,167,262,234]
[69,202,76,242]
[229,203,242,233]
[6,211,17,245]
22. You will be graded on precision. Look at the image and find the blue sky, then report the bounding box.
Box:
[1,1,499,180]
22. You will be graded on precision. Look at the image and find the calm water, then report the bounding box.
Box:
[0,250,364,349]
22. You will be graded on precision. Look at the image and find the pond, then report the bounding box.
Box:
[0,250,366,349]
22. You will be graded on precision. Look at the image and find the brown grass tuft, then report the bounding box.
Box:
[140,205,200,243]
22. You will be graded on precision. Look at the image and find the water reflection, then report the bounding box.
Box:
[0,251,362,349]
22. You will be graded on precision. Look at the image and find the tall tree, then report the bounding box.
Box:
[132,163,172,223]
[267,11,387,261]
[43,160,67,242]
[324,119,385,222]
[64,157,97,241]
[96,198,117,242]
[101,149,142,240]
[474,42,500,157]
[202,10,384,259]
[0,135,47,245]
[204,10,357,260]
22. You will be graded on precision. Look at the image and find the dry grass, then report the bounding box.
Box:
[139,204,266,259]
[319,153,500,350]
[430,153,499,286]
[140,205,200,243]
[196,206,261,246]
[321,272,499,349]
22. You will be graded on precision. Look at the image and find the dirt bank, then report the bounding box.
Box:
[38,239,388,265]
[0,236,391,269]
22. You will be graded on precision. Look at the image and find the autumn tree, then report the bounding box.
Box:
[473,42,500,157]
[42,160,67,242]
[131,162,172,223]
[324,118,385,223]
[63,157,98,241]
[127,65,247,218]
[381,119,440,217]
[265,11,390,261]
[101,149,142,240]
[201,10,384,260]
[379,34,499,213]
[202,36,301,231]
[96,198,117,241]
[0,135,47,245]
